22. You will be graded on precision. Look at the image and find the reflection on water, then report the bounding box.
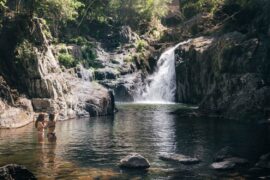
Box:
[0,103,269,179]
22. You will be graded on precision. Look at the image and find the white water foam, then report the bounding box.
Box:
[135,40,190,104]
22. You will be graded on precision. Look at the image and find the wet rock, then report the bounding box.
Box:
[119,153,150,169]
[118,26,139,44]
[75,65,93,81]
[213,147,236,162]
[0,164,36,180]
[256,153,270,169]
[211,161,236,170]
[94,68,120,80]
[225,157,249,165]
[159,153,201,165]
[211,157,248,171]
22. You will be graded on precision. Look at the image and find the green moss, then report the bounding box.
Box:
[136,39,148,52]
[69,36,92,46]
[58,53,77,68]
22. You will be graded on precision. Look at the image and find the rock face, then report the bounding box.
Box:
[0,164,36,180]
[256,153,270,169]
[0,16,114,126]
[159,153,201,165]
[119,153,150,169]
[175,32,270,121]
[0,77,34,128]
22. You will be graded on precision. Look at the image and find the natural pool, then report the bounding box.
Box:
[0,103,269,179]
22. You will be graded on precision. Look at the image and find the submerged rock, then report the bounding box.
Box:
[119,153,150,169]
[256,153,270,169]
[211,161,236,170]
[0,164,36,180]
[225,157,249,165]
[159,153,201,165]
[213,147,236,162]
[211,157,248,171]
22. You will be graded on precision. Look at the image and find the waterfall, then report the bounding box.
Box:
[136,41,190,104]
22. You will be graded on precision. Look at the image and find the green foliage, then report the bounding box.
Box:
[0,0,6,10]
[136,39,148,52]
[79,0,172,29]
[69,36,90,46]
[37,0,84,22]
[109,0,172,21]
[15,40,36,64]
[180,0,265,19]
[58,52,77,68]
[181,0,224,18]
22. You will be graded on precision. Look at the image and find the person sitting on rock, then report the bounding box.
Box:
[35,113,46,142]
[47,113,58,141]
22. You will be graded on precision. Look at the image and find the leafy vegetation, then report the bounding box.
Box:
[181,0,224,18]
[15,40,36,65]
[136,39,148,52]
[180,0,266,19]
[58,52,77,68]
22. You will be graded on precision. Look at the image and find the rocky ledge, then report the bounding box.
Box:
[175,32,270,121]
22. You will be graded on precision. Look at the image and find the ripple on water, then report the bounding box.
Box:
[0,103,269,179]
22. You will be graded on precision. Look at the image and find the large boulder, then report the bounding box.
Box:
[0,164,36,180]
[0,106,34,128]
[119,153,150,169]
[0,77,34,128]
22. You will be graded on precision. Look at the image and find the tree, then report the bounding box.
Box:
[35,0,84,36]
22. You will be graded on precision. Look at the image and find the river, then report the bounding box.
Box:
[0,103,269,179]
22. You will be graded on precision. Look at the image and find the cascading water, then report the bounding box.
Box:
[136,41,190,103]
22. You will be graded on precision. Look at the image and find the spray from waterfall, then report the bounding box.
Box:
[135,40,190,104]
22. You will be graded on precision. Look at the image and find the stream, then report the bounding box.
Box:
[0,103,269,179]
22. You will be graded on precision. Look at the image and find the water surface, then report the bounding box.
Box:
[0,103,269,179]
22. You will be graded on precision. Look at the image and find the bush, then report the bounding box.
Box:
[181,0,225,18]
[15,40,36,64]
[69,36,91,46]
[58,53,77,68]
[136,40,148,52]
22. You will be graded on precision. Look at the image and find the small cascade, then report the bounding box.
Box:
[135,40,190,103]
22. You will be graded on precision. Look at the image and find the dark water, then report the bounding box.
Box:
[0,103,269,179]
